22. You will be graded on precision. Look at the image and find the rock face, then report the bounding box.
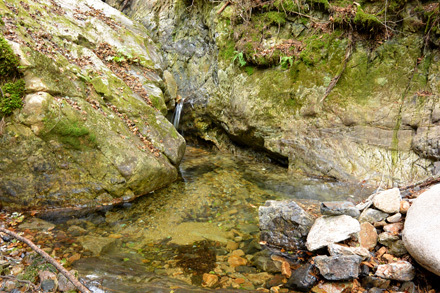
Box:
[259,200,314,250]
[0,0,185,210]
[306,215,360,251]
[403,184,440,276]
[116,0,440,187]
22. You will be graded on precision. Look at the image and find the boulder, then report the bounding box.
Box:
[0,0,185,211]
[306,215,360,251]
[373,188,401,213]
[375,261,415,281]
[314,255,362,280]
[259,200,314,250]
[320,201,360,218]
[403,184,440,276]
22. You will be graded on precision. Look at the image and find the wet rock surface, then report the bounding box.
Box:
[314,255,362,280]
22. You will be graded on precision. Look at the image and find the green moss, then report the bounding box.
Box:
[353,6,382,30]
[244,66,255,75]
[0,36,20,81]
[45,119,96,150]
[308,0,330,11]
[218,38,235,62]
[273,0,298,13]
[0,79,25,116]
[264,11,286,26]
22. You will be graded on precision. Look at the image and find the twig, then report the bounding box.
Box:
[0,275,39,290]
[217,1,230,15]
[320,29,353,103]
[0,227,91,293]
[121,0,130,11]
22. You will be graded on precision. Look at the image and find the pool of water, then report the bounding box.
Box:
[41,146,373,291]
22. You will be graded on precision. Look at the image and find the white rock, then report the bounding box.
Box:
[375,261,415,281]
[386,213,402,223]
[306,215,360,251]
[403,184,440,276]
[373,188,401,213]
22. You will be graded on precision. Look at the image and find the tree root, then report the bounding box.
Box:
[0,227,91,293]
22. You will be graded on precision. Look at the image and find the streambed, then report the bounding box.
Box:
[38,146,373,291]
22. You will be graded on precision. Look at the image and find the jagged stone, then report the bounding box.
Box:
[259,200,314,251]
[320,201,360,218]
[359,208,389,224]
[373,188,401,213]
[328,243,370,260]
[314,255,362,280]
[375,261,415,281]
[306,215,360,251]
[286,262,318,292]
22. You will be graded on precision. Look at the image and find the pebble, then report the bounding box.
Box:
[203,273,218,288]
[226,241,239,251]
[231,249,245,257]
[314,255,362,280]
[228,255,247,268]
[359,222,378,251]
[383,222,404,234]
[386,213,402,223]
[400,200,410,214]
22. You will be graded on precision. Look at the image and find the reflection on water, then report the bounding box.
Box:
[51,146,372,291]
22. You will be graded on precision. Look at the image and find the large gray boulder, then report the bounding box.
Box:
[0,0,185,211]
[259,200,314,250]
[403,184,440,276]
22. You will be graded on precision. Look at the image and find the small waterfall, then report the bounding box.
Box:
[172,97,184,129]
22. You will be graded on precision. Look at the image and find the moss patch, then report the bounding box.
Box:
[0,37,20,81]
[0,79,25,116]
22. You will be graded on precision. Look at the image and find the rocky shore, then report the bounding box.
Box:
[1,183,440,292]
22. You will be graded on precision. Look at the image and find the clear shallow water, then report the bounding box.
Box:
[49,146,372,291]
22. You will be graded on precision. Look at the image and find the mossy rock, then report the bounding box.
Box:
[0,36,20,81]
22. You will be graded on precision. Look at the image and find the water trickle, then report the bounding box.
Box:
[172,97,184,129]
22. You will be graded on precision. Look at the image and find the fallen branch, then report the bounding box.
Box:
[0,275,38,290]
[217,1,230,15]
[0,227,91,293]
[319,29,353,103]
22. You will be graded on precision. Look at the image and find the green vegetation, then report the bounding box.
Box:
[1,79,25,116]
[45,119,96,150]
[353,6,382,31]
[280,56,293,69]
[0,37,20,80]
[244,66,255,75]
[233,51,246,67]
[0,37,25,117]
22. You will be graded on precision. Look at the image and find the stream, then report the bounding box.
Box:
[34,145,373,292]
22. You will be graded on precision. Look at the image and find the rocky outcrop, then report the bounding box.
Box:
[0,0,185,211]
[403,184,440,276]
[115,0,440,187]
